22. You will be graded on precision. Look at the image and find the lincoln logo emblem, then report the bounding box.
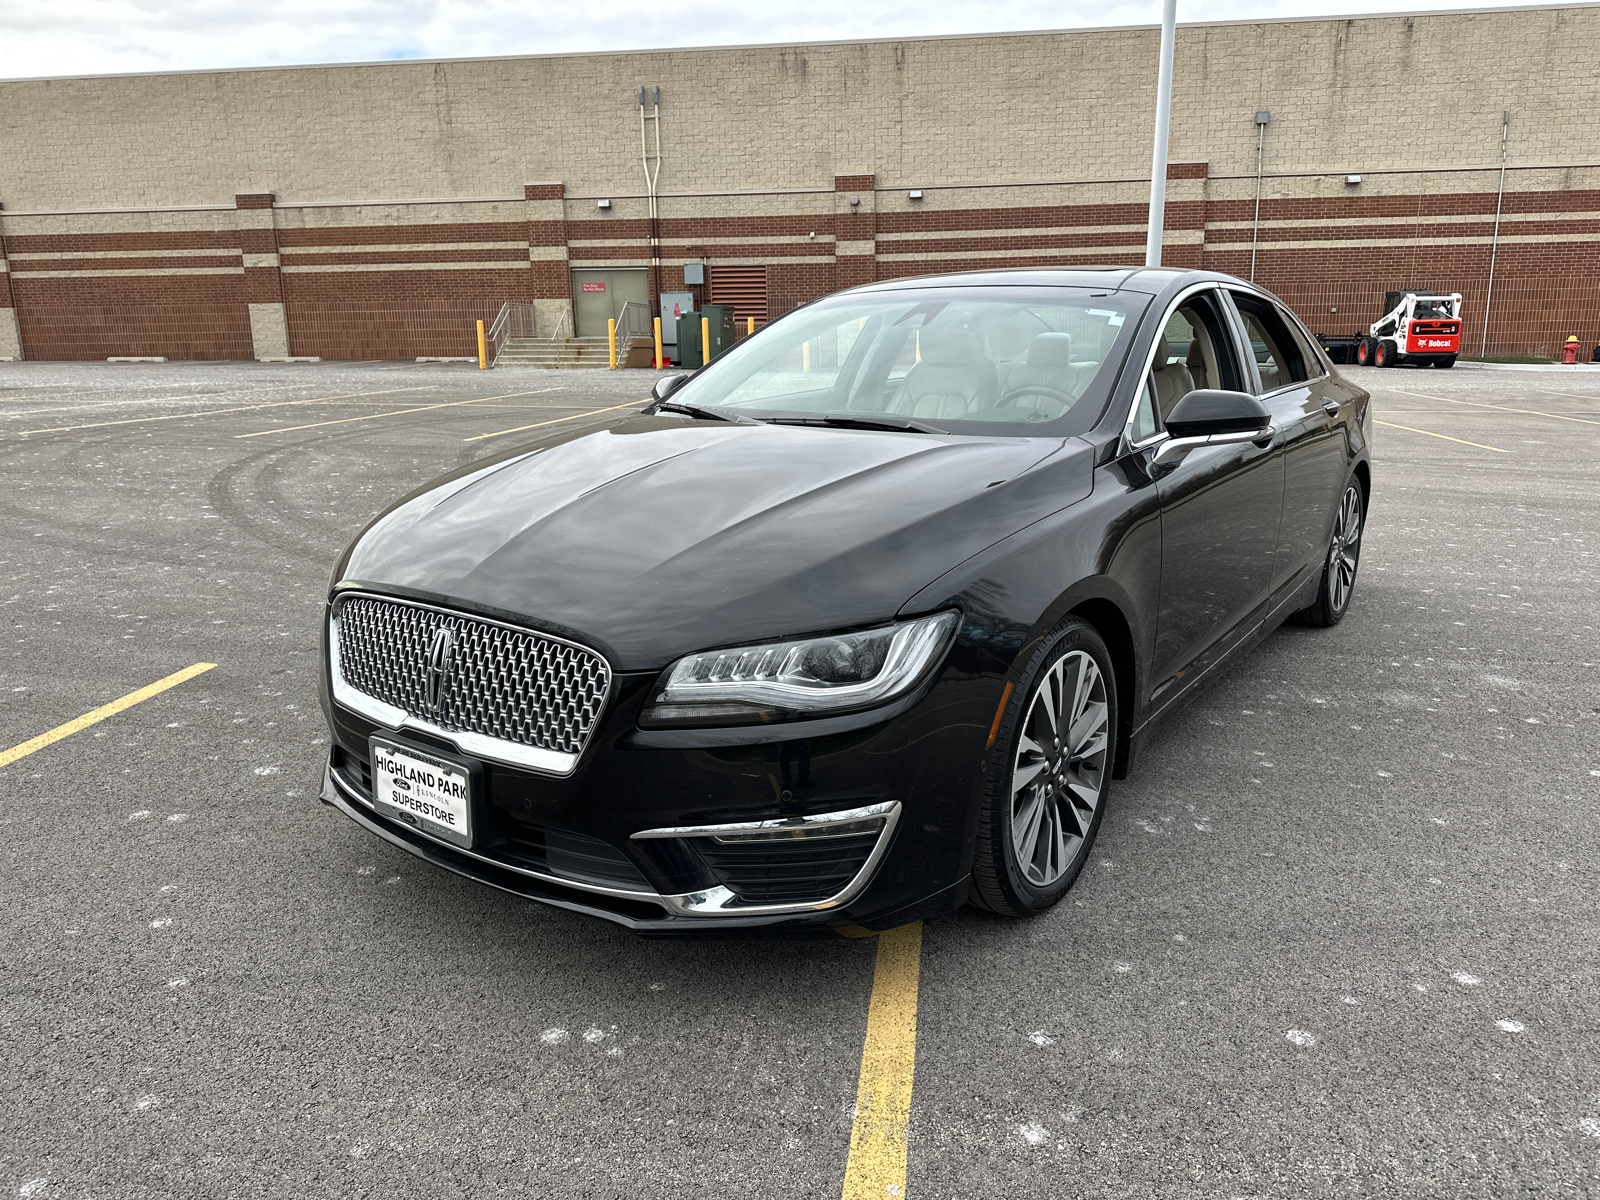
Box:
[424,627,457,714]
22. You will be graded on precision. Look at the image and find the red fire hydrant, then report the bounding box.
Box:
[1563,335,1581,364]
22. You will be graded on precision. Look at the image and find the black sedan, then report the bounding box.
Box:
[316,267,1371,933]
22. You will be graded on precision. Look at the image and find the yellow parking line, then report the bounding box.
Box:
[0,663,216,770]
[18,386,438,436]
[1393,388,1600,427]
[842,921,923,1200]
[1375,420,1508,452]
[234,388,562,438]
[463,400,645,442]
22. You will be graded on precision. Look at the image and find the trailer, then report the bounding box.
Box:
[1353,289,1463,368]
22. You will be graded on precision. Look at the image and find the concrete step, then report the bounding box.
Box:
[493,335,645,369]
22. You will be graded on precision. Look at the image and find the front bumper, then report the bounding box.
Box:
[318,657,1000,935]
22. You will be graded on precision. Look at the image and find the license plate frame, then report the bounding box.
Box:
[369,735,481,851]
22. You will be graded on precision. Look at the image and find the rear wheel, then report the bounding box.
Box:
[1435,356,1457,369]
[1297,479,1365,627]
[1355,337,1373,366]
[972,619,1115,918]
[1375,340,1397,368]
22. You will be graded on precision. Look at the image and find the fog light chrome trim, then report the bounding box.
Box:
[636,801,901,916]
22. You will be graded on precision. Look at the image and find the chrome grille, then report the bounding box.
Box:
[333,594,610,759]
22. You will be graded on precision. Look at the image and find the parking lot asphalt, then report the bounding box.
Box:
[1,359,1596,1199]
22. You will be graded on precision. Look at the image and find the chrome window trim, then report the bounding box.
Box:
[1119,282,1232,446]
[1222,283,1333,394]
[327,590,612,777]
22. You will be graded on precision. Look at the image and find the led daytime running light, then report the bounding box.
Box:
[642,611,959,726]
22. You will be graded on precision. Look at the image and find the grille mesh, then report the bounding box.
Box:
[334,595,610,757]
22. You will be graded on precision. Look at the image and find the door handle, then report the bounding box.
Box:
[1321,399,1341,418]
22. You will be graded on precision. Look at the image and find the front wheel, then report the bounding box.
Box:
[971,619,1116,918]
[1355,338,1373,366]
[1297,480,1365,627]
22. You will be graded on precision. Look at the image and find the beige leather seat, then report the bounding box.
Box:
[1185,338,1210,391]
[1151,337,1194,420]
[1002,332,1078,403]
[891,332,998,420]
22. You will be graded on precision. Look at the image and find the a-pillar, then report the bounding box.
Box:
[525,183,571,338]
[237,192,289,359]
[834,174,878,289]
[0,204,20,360]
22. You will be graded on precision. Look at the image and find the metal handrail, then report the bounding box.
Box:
[544,308,572,344]
[486,302,536,366]
[614,301,652,342]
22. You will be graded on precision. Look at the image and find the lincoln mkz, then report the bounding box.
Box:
[317,268,1371,933]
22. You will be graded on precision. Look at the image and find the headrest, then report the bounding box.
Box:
[919,331,983,365]
[1026,332,1074,368]
[1154,336,1173,366]
[1186,339,1206,367]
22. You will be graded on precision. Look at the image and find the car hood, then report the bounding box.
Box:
[338,418,1094,670]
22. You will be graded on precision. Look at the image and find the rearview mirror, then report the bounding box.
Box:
[1163,389,1271,439]
[652,374,689,402]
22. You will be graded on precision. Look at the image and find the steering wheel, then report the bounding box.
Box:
[995,383,1075,418]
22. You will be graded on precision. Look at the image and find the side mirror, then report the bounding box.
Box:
[1152,390,1273,466]
[651,374,689,403]
[1164,389,1271,439]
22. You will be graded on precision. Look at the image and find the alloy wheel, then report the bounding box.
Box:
[1009,650,1109,888]
[1329,484,1363,613]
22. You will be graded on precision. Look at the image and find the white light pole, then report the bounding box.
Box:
[1145,0,1178,267]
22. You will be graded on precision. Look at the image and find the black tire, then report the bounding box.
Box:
[1435,356,1456,369]
[1297,478,1365,627]
[971,618,1117,918]
[1375,340,1396,368]
[1355,337,1373,366]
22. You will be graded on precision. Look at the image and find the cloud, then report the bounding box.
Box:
[0,0,1551,80]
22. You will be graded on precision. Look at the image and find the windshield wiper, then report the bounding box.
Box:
[649,400,759,425]
[763,413,947,434]
[821,413,947,435]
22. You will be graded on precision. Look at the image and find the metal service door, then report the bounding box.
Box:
[572,269,649,338]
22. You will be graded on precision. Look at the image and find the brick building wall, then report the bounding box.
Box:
[1,5,1598,361]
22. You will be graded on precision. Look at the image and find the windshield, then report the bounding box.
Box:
[669,286,1146,435]
[1413,298,1454,318]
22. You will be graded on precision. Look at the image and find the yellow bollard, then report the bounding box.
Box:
[747,316,755,337]
[653,316,664,369]
[608,318,618,370]
[803,340,811,373]
[702,316,711,367]
[476,319,487,369]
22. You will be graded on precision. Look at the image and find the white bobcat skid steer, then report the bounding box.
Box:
[1354,290,1462,369]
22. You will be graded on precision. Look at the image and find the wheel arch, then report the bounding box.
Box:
[1067,597,1137,780]
[1008,576,1142,782]
[1352,458,1372,510]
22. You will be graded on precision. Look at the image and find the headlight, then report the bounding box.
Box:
[639,611,960,727]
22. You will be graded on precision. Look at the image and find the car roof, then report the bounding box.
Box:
[844,265,1246,297]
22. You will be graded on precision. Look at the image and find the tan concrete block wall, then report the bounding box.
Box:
[2,8,1597,212]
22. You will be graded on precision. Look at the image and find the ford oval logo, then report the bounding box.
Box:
[424,626,457,715]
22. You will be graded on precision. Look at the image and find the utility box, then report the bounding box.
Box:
[659,291,693,356]
[675,305,737,366]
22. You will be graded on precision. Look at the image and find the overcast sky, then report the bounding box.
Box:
[0,0,1560,80]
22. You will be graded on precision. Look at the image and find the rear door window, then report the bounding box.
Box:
[1228,292,1311,394]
